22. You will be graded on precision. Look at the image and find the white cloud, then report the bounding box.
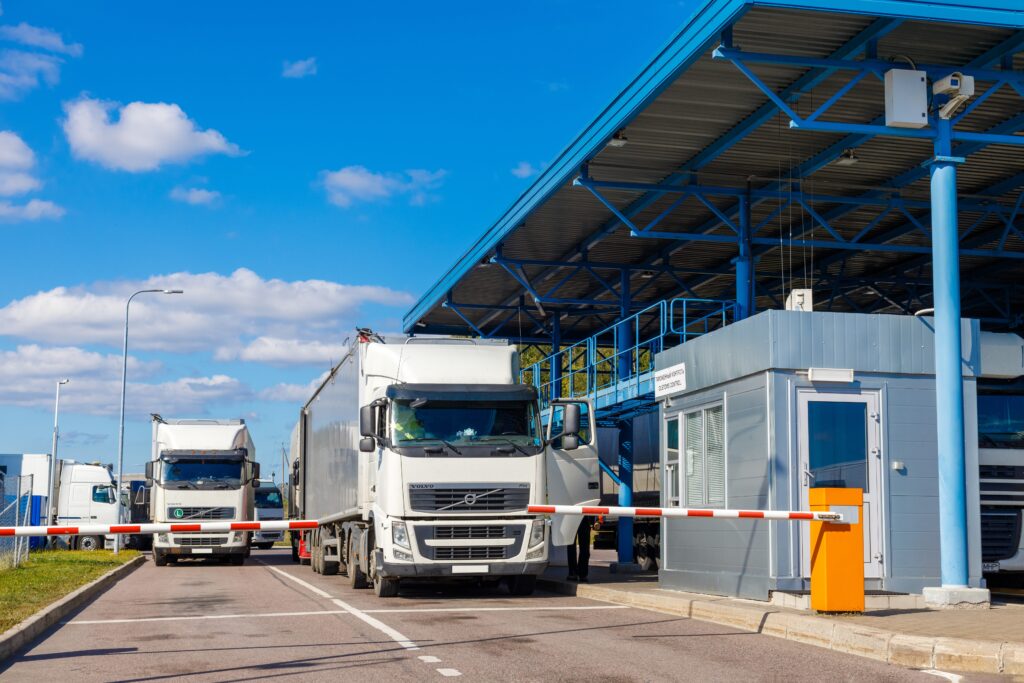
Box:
[0,49,61,100]
[511,161,539,179]
[170,186,221,206]
[0,198,64,221]
[322,165,446,208]
[282,57,316,79]
[0,22,82,56]
[258,371,330,402]
[0,170,39,195]
[0,130,34,168]
[0,344,247,416]
[62,97,242,172]
[218,337,349,366]
[0,268,413,359]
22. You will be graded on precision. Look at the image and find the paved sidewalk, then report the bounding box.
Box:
[538,557,1024,675]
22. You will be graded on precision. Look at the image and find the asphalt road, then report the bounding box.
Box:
[1,549,940,682]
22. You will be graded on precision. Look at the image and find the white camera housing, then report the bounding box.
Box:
[933,72,975,97]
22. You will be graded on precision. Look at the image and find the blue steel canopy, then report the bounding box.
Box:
[404,0,1024,343]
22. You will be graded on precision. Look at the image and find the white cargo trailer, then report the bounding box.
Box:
[291,331,599,597]
[146,417,260,566]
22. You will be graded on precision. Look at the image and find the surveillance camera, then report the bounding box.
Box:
[933,72,975,120]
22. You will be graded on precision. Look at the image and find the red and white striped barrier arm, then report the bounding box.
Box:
[527,504,843,522]
[0,519,319,538]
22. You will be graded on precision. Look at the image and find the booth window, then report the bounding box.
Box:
[683,404,725,508]
[665,416,680,506]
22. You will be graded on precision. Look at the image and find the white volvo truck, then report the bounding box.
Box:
[146,417,259,566]
[291,331,599,597]
[978,332,1024,577]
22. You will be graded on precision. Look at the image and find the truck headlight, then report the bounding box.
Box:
[157,533,168,544]
[392,521,410,549]
[529,519,545,548]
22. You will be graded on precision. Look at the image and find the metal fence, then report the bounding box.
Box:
[0,474,33,569]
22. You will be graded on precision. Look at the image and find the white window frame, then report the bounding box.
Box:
[680,401,727,509]
[663,414,681,507]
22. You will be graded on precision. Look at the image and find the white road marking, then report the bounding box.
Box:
[267,565,420,651]
[921,671,963,682]
[65,610,349,625]
[419,656,442,663]
[364,605,629,613]
[437,669,462,677]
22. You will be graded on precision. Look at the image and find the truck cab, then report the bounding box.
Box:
[53,460,122,551]
[252,480,284,550]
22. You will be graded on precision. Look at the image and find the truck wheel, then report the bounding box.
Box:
[153,550,168,567]
[230,554,245,566]
[347,536,368,589]
[373,574,400,598]
[76,535,102,551]
[508,575,537,596]
[312,542,323,574]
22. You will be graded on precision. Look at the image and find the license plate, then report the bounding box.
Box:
[451,564,488,574]
[983,561,1000,573]
[191,548,213,554]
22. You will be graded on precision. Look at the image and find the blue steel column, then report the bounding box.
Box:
[734,191,754,319]
[616,269,635,563]
[550,315,561,402]
[931,116,969,588]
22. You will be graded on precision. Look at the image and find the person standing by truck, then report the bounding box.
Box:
[566,516,593,582]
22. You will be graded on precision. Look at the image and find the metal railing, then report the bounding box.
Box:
[521,297,735,409]
[0,474,33,569]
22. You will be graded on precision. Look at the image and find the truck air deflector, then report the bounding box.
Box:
[386,384,537,402]
[160,449,248,462]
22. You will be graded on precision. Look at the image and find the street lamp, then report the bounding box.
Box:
[47,378,70,546]
[114,288,183,553]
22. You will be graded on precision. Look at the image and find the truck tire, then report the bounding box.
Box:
[230,554,245,566]
[153,550,168,567]
[508,575,537,596]
[347,535,368,589]
[636,534,656,572]
[76,535,102,551]
[373,574,400,598]
[312,541,323,574]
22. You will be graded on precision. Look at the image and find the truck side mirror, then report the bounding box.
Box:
[144,461,154,486]
[562,403,581,436]
[560,434,579,451]
[252,462,261,482]
[360,405,375,438]
[359,437,376,453]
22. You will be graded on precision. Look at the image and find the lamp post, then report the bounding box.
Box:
[114,289,183,553]
[47,378,70,546]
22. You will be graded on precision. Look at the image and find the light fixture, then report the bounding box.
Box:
[607,131,628,148]
[834,149,859,167]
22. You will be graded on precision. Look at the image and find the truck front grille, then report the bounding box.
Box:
[434,525,506,540]
[176,535,229,547]
[433,546,508,561]
[409,485,530,512]
[981,508,1022,562]
[167,507,235,520]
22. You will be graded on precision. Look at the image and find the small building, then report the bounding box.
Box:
[654,310,991,599]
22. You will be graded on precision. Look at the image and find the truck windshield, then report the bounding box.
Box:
[978,394,1024,449]
[393,399,540,451]
[162,459,243,489]
[255,489,282,508]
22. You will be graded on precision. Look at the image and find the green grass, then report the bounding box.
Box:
[0,549,140,633]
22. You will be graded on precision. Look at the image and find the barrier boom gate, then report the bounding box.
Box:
[0,506,843,538]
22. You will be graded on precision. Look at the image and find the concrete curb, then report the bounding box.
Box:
[0,554,146,663]
[539,577,1024,675]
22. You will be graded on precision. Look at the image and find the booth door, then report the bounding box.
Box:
[798,389,883,580]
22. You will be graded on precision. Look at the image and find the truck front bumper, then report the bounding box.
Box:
[160,545,249,557]
[378,554,546,579]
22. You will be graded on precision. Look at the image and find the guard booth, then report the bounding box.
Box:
[655,310,991,599]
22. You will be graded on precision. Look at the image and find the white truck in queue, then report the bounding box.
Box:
[50,459,123,550]
[146,416,260,566]
[978,332,1024,577]
[252,479,285,550]
[289,330,599,597]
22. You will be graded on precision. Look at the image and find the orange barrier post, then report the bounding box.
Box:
[809,488,864,614]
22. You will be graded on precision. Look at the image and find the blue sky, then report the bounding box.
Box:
[0,0,695,478]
